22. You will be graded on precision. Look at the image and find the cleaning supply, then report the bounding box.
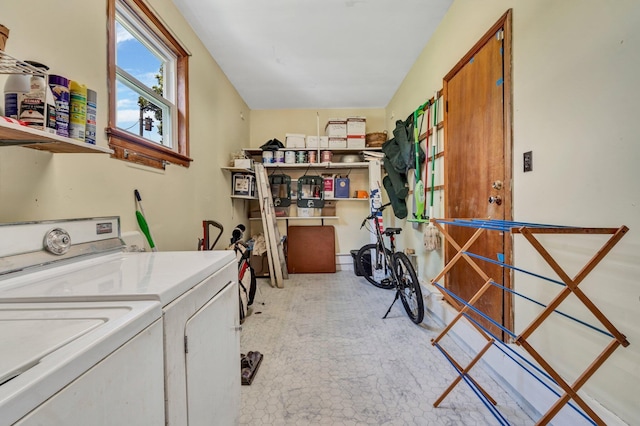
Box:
[49,75,70,137]
[19,63,56,134]
[85,89,97,144]
[4,67,31,119]
[424,92,441,251]
[69,80,87,141]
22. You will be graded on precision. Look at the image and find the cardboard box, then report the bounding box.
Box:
[321,200,336,216]
[347,116,366,135]
[347,135,366,149]
[250,253,269,277]
[328,137,347,149]
[334,177,350,198]
[322,175,335,198]
[285,133,306,148]
[325,119,347,137]
[306,135,329,148]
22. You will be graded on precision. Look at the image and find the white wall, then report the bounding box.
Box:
[0,0,250,250]
[389,0,640,423]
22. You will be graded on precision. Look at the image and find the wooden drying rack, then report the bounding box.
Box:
[429,218,629,425]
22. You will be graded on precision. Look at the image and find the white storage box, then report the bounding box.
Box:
[347,116,366,135]
[325,119,347,137]
[234,158,252,169]
[328,137,347,149]
[306,135,329,148]
[347,135,366,149]
[285,133,306,148]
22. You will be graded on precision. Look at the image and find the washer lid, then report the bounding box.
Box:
[1,316,103,385]
[0,300,161,425]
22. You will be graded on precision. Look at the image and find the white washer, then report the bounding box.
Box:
[0,218,240,426]
[0,300,164,426]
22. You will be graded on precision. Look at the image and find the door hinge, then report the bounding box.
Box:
[496,29,504,41]
[184,335,188,354]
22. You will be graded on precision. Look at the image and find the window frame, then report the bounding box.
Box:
[107,0,191,169]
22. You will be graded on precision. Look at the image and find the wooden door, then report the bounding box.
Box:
[443,10,513,339]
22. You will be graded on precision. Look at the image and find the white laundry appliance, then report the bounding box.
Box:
[0,217,240,426]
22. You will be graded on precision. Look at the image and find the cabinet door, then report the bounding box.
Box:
[185,281,240,425]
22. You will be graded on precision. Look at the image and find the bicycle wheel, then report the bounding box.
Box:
[392,252,425,324]
[355,243,395,289]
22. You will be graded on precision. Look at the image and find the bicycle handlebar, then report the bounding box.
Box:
[360,202,392,228]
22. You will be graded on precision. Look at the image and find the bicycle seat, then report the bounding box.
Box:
[383,227,402,236]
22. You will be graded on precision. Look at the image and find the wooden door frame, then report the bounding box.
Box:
[442,9,514,334]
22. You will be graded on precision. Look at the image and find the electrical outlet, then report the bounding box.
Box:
[523,151,533,172]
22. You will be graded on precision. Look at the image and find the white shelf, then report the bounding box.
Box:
[250,216,339,221]
[244,147,380,156]
[221,166,254,174]
[263,161,370,169]
[0,118,113,154]
[231,195,257,200]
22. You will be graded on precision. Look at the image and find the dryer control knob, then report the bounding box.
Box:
[44,228,71,255]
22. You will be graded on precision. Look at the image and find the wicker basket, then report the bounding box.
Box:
[0,25,9,51]
[365,131,387,147]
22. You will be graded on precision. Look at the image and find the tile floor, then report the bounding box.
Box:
[240,271,533,425]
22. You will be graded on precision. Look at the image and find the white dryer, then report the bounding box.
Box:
[0,217,240,426]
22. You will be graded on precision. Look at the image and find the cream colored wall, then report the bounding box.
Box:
[249,109,386,254]
[0,0,250,250]
[389,0,640,423]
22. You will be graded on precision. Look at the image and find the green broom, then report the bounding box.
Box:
[424,92,441,251]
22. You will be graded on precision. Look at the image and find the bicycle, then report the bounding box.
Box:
[356,202,425,324]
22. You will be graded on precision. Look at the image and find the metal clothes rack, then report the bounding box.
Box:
[429,218,630,425]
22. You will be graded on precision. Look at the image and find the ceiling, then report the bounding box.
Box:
[171,0,453,110]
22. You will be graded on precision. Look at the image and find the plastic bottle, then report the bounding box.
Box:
[4,72,30,119]
[85,89,97,144]
[69,80,87,141]
[49,75,70,138]
[17,61,56,133]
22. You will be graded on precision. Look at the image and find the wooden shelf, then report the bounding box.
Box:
[0,119,113,154]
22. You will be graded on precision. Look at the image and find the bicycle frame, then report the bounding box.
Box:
[367,208,401,286]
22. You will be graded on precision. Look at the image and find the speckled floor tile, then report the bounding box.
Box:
[240,272,534,425]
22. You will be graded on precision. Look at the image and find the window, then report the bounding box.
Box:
[107,0,191,169]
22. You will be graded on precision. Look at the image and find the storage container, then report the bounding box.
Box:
[232,173,255,197]
[285,133,306,148]
[325,119,347,137]
[328,137,347,149]
[306,135,329,148]
[347,135,366,149]
[334,177,350,198]
[347,116,366,135]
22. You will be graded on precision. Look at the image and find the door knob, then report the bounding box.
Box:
[488,196,502,205]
